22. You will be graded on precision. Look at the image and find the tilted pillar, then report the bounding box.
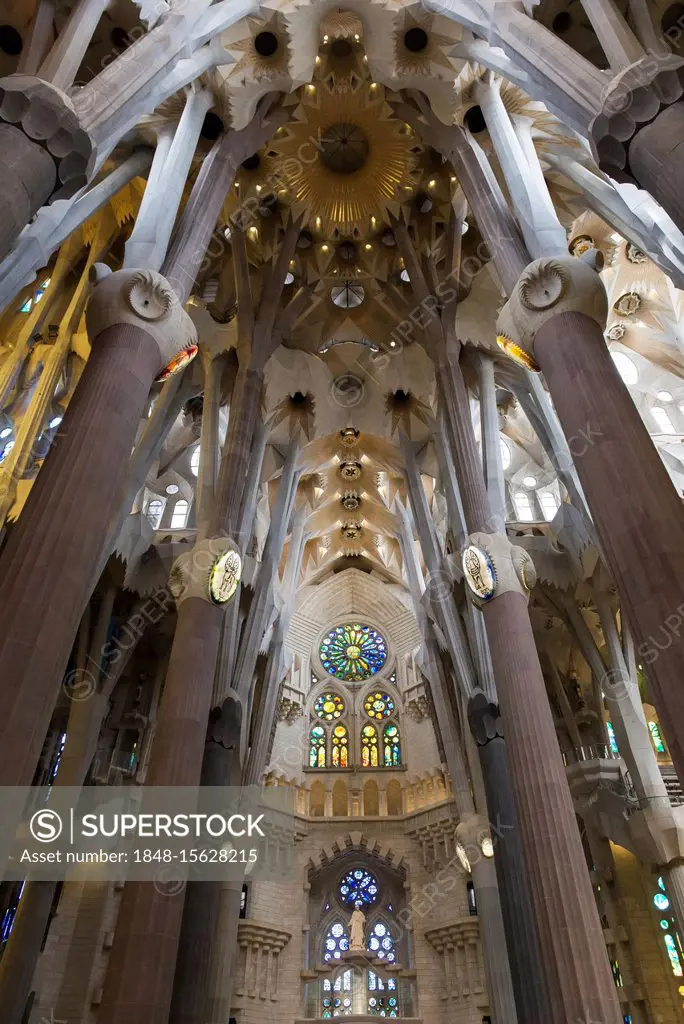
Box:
[0,267,197,787]
[498,251,684,781]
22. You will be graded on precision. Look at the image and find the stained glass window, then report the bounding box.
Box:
[364,692,395,720]
[649,721,666,754]
[665,934,683,976]
[332,725,349,768]
[320,623,387,681]
[362,725,379,767]
[339,869,379,907]
[367,920,396,962]
[316,693,345,720]
[607,721,619,755]
[323,921,350,963]
[310,725,327,768]
[654,892,670,912]
[322,968,353,1016]
[383,724,401,767]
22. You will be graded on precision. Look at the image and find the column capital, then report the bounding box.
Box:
[496,251,608,371]
[0,74,95,199]
[168,537,242,608]
[86,265,198,377]
[590,54,684,175]
[462,532,537,607]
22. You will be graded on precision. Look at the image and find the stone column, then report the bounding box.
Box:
[98,541,239,1024]
[0,76,94,260]
[0,267,196,787]
[474,351,506,531]
[440,351,623,1022]
[468,692,553,1022]
[38,0,110,91]
[498,251,684,780]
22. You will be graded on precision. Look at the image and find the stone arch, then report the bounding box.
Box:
[363,779,379,816]
[387,778,402,816]
[310,779,325,817]
[332,778,348,816]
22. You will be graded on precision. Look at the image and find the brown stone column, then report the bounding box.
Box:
[98,595,225,1024]
[0,267,196,787]
[628,103,684,235]
[438,353,623,1024]
[0,324,159,786]
[534,309,684,775]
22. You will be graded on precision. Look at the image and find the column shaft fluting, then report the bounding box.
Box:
[438,355,623,1023]
[0,324,160,787]
[534,311,684,777]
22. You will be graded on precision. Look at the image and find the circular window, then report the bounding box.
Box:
[320,624,387,681]
[364,692,395,720]
[320,123,370,175]
[331,283,365,309]
[314,692,345,720]
[339,868,379,907]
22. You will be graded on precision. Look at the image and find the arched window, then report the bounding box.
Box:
[146,498,165,529]
[611,350,638,386]
[539,490,559,521]
[383,724,401,767]
[513,491,535,522]
[648,721,666,754]
[652,406,677,434]
[310,726,327,768]
[367,923,399,1015]
[332,779,348,816]
[332,725,349,768]
[500,437,512,470]
[170,499,189,529]
[367,920,397,962]
[315,692,345,720]
[323,921,350,962]
[362,724,379,767]
[190,446,201,476]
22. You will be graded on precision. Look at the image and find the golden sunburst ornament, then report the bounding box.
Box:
[271,83,420,235]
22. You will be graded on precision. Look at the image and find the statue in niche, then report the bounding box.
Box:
[349,902,366,951]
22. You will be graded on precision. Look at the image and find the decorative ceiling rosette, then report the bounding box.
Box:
[271,83,421,235]
[224,14,292,83]
[394,12,457,77]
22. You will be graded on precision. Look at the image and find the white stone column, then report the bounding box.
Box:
[39,0,109,90]
[124,88,214,271]
[474,351,506,532]
[577,0,645,71]
[476,75,566,259]
[17,0,56,75]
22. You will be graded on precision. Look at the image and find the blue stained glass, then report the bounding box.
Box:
[320,623,387,681]
[654,892,670,911]
[339,869,380,907]
[665,933,683,976]
[607,721,619,755]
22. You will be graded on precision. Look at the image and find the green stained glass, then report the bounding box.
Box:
[649,721,666,754]
[320,623,387,682]
[383,723,401,767]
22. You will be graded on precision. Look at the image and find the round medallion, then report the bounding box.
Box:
[209,550,242,605]
[462,545,496,602]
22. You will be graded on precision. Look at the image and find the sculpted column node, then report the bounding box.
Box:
[0,266,197,788]
[498,250,684,779]
[0,75,95,261]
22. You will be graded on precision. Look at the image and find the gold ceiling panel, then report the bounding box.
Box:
[270,83,421,236]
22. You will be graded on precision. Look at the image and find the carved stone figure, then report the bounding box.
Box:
[349,905,366,951]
